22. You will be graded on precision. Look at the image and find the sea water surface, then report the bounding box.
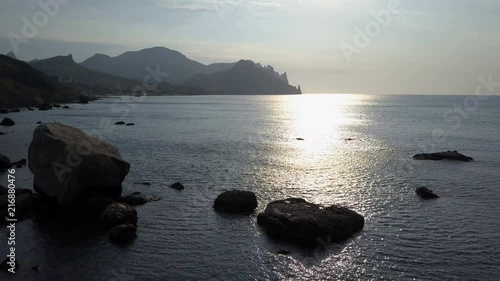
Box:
[1,94,500,281]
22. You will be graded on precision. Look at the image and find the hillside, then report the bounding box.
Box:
[80,47,235,84]
[0,55,74,108]
[30,54,140,88]
[186,60,302,95]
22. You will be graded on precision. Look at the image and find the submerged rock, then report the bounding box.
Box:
[0,118,15,126]
[28,107,35,111]
[36,121,42,124]
[62,106,70,109]
[170,182,185,191]
[100,203,137,229]
[109,224,137,244]
[296,138,305,141]
[126,123,135,126]
[415,187,439,199]
[28,123,130,205]
[10,109,20,113]
[213,190,258,214]
[115,121,126,125]
[118,192,160,206]
[257,198,364,245]
[0,154,12,170]
[413,151,473,162]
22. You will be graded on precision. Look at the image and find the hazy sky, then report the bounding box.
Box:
[1,0,499,94]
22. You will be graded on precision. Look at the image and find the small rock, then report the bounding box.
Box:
[115,121,126,125]
[100,203,138,229]
[296,138,304,141]
[0,118,15,126]
[109,224,137,245]
[28,107,35,111]
[31,265,41,272]
[345,138,354,141]
[213,190,258,214]
[53,104,61,108]
[118,192,160,206]
[170,182,185,191]
[78,196,116,217]
[277,249,291,255]
[62,106,70,109]
[139,182,151,186]
[0,154,12,170]
[0,108,8,114]
[415,187,439,199]
[36,121,42,124]
[0,132,5,135]
[10,109,20,113]
[126,123,135,126]
[12,159,27,167]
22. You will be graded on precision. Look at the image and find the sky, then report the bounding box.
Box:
[0,0,499,94]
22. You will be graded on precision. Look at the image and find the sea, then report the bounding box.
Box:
[1,94,500,281]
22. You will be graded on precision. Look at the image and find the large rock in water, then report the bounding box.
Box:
[257,198,364,245]
[213,190,258,214]
[0,118,15,126]
[415,186,439,199]
[413,150,473,162]
[28,123,130,205]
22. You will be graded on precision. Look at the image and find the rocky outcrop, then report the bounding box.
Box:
[0,118,15,126]
[257,198,364,245]
[0,155,12,170]
[413,151,473,162]
[170,182,185,191]
[109,224,137,244]
[118,192,160,206]
[213,190,258,214]
[28,123,130,205]
[415,187,439,199]
[100,203,137,229]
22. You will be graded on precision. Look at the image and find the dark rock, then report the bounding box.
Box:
[36,121,42,124]
[79,95,90,104]
[345,138,354,141]
[213,190,258,214]
[0,258,19,272]
[78,196,116,217]
[118,192,160,206]
[115,121,126,125]
[28,107,35,111]
[0,118,15,126]
[296,138,305,141]
[415,187,439,199]
[28,123,130,205]
[31,265,41,272]
[10,109,20,113]
[53,104,61,108]
[62,106,70,109]
[126,123,135,126]
[100,203,137,229]
[0,108,8,114]
[0,132,5,135]
[170,182,185,191]
[139,182,151,186]
[413,150,473,162]
[0,155,12,170]
[38,103,52,111]
[109,224,137,244]
[257,198,364,245]
[277,249,291,255]
[11,159,27,167]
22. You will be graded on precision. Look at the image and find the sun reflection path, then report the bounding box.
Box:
[286,94,363,163]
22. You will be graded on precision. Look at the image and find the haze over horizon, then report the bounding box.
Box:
[1,0,499,94]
